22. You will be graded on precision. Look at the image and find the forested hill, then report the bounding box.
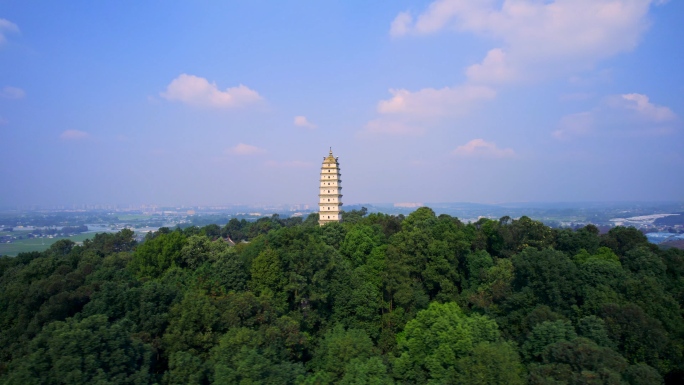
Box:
[1,207,683,384]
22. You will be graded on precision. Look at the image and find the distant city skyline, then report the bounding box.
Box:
[1,1,683,207]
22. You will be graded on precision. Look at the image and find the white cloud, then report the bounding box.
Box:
[390,0,476,37]
[0,86,25,99]
[618,93,676,122]
[554,92,677,139]
[466,48,517,84]
[160,74,262,108]
[390,11,413,37]
[392,0,664,83]
[377,85,496,117]
[60,129,90,140]
[294,115,317,129]
[451,139,515,158]
[0,19,19,46]
[361,85,495,136]
[225,143,266,155]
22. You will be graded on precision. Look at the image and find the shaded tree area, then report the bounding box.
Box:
[1,208,683,384]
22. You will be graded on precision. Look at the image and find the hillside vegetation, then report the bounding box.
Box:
[1,207,683,384]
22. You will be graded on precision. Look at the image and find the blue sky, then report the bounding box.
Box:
[1,0,683,207]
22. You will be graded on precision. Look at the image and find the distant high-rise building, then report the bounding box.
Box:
[319,148,342,225]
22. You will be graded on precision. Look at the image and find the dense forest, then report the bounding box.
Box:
[1,207,682,384]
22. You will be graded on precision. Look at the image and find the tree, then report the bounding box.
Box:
[600,226,650,257]
[339,357,394,385]
[249,248,286,297]
[468,258,515,310]
[193,250,247,295]
[624,363,664,385]
[455,341,525,385]
[464,250,494,290]
[211,319,306,384]
[200,224,221,239]
[332,263,383,339]
[600,303,670,372]
[501,216,554,255]
[342,206,369,224]
[622,246,666,278]
[222,218,247,242]
[529,337,629,385]
[46,239,75,257]
[130,231,187,278]
[555,225,600,256]
[512,248,580,313]
[164,350,212,385]
[392,302,501,383]
[340,225,379,268]
[5,315,154,385]
[307,324,379,381]
[163,291,222,356]
[83,229,137,255]
[362,213,403,239]
[577,315,613,349]
[522,320,577,361]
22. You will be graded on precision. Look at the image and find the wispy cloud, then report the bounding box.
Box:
[466,48,517,84]
[451,139,515,158]
[554,92,677,139]
[390,11,413,38]
[377,85,496,117]
[360,85,495,136]
[294,115,317,129]
[225,143,266,155]
[160,74,262,108]
[0,86,26,99]
[60,129,90,140]
[391,0,665,83]
[617,93,676,122]
[0,19,19,46]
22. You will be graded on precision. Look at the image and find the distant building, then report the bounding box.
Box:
[319,148,343,225]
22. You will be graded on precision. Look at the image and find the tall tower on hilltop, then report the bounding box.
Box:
[319,148,343,225]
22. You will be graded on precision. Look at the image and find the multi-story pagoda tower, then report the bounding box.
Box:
[319,148,343,225]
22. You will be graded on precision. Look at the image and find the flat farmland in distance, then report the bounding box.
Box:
[0,233,95,256]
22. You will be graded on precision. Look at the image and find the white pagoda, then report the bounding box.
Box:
[319,148,343,225]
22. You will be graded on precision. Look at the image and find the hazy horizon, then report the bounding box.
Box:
[2,200,683,213]
[2,1,683,207]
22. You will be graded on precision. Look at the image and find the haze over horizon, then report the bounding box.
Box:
[1,1,683,207]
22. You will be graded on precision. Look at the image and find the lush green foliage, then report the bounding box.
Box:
[1,208,683,384]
